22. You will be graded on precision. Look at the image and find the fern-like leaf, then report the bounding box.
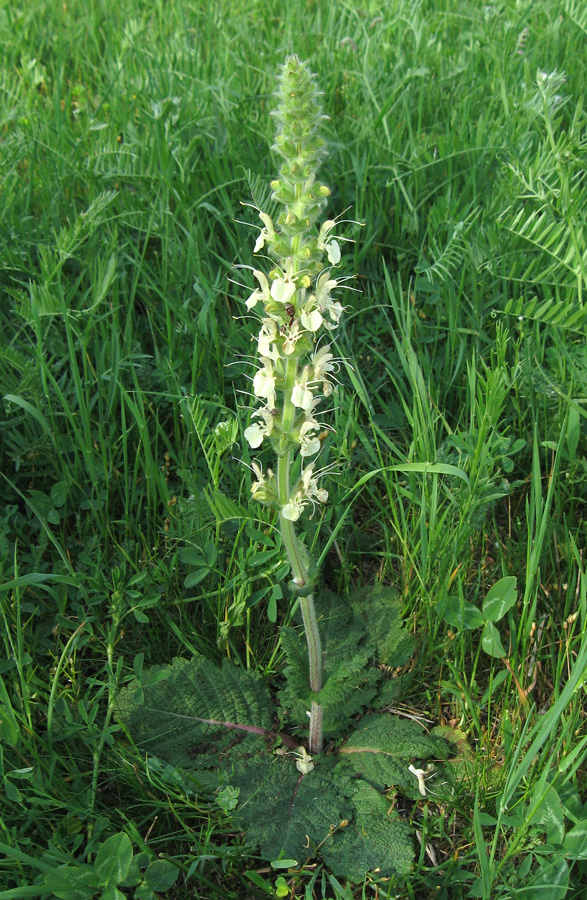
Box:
[564,0,587,37]
[204,487,253,524]
[503,294,587,332]
[415,219,470,285]
[501,205,587,289]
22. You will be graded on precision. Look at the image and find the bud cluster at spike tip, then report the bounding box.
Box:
[243,56,347,522]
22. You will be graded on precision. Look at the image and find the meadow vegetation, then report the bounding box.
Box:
[2,0,587,897]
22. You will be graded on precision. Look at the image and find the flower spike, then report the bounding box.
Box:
[240,56,352,756]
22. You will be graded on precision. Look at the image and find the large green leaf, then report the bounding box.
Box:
[529,784,564,844]
[481,621,506,658]
[43,868,99,900]
[142,860,180,891]
[439,597,485,630]
[323,781,413,880]
[117,644,446,882]
[94,833,132,886]
[482,577,517,623]
[232,755,350,863]
[279,586,415,742]
[116,654,278,772]
[233,751,419,880]
[563,821,587,859]
[347,583,416,667]
[519,855,569,900]
[98,888,125,900]
[338,714,447,795]
[279,593,378,741]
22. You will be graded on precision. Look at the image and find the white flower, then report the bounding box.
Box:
[244,407,275,449]
[326,240,341,265]
[299,419,320,457]
[282,495,304,522]
[271,276,296,304]
[300,306,323,332]
[315,273,338,305]
[281,463,329,522]
[323,300,344,328]
[318,219,340,266]
[254,212,275,253]
[257,318,280,361]
[251,460,265,487]
[317,220,341,264]
[270,259,298,305]
[253,363,276,409]
[408,763,435,797]
[292,383,314,412]
[309,345,338,396]
[282,320,302,355]
[246,290,263,310]
[244,422,266,449]
[311,346,335,380]
[317,220,336,245]
[250,461,276,502]
[245,270,271,310]
[292,368,314,413]
[301,465,328,504]
[294,745,314,775]
[313,273,345,329]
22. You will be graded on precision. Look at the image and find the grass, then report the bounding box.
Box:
[2,0,587,896]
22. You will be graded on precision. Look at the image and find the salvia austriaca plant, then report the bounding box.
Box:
[241,54,348,756]
[117,56,453,881]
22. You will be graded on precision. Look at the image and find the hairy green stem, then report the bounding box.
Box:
[279,513,319,657]
[277,356,324,754]
[279,507,324,754]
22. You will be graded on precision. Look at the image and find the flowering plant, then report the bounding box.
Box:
[119,57,453,879]
[241,55,348,754]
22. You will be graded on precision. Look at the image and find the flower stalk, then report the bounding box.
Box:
[242,56,347,755]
